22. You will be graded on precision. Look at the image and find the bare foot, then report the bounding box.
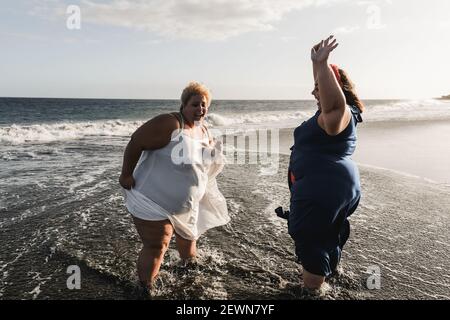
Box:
[181,256,198,268]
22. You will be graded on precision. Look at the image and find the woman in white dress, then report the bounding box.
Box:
[119,82,229,290]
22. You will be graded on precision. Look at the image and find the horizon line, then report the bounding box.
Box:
[0,96,439,101]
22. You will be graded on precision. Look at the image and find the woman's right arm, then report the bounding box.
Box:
[311,36,349,136]
[119,114,179,189]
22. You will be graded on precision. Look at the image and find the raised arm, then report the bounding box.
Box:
[311,36,350,136]
[119,114,179,189]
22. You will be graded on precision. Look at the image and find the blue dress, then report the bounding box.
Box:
[288,105,362,277]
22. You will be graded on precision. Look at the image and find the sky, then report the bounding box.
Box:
[1,0,449,100]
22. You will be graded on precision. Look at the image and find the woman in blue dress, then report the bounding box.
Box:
[288,36,364,289]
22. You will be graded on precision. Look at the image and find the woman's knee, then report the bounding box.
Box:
[133,217,174,251]
[142,240,170,256]
[144,230,172,254]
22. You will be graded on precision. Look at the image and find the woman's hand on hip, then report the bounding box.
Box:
[119,174,135,190]
[311,35,338,64]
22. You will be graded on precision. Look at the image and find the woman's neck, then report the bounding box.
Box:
[180,110,203,129]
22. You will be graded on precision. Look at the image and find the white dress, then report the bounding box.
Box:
[123,114,230,240]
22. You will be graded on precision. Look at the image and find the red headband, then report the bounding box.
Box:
[330,64,343,87]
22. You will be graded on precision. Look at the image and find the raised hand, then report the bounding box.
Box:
[311,36,339,63]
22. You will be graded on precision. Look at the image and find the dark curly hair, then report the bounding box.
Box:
[338,68,365,113]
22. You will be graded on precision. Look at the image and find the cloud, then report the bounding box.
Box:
[0,31,48,41]
[281,35,299,42]
[356,0,392,6]
[28,0,64,18]
[30,0,347,41]
[332,25,360,34]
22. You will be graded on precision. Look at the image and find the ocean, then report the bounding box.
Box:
[1,98,450,299]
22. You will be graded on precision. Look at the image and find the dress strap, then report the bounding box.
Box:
[202,124,213,144]
[349,105,363,124]
[171,112,185,130]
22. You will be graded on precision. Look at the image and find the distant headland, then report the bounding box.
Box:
[438,94,450,100]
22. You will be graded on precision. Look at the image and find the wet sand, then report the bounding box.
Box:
[275,121,450,299]
[2,153,448,300]
[344,163,450,299]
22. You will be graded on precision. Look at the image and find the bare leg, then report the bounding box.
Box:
[175,233,197,262]
[132,217,174,286]
[303,269,325,290]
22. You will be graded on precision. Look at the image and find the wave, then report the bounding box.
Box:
[0,113,309,145]
[1,100,449,145]
[0,120,143,145]
[0,148,66,161]
[207,99,450,127]
[206,110,313,127]
[363,99,450,122]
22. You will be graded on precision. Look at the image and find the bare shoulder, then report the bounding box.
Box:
[132,113,181,150]
[148,113,180,129]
